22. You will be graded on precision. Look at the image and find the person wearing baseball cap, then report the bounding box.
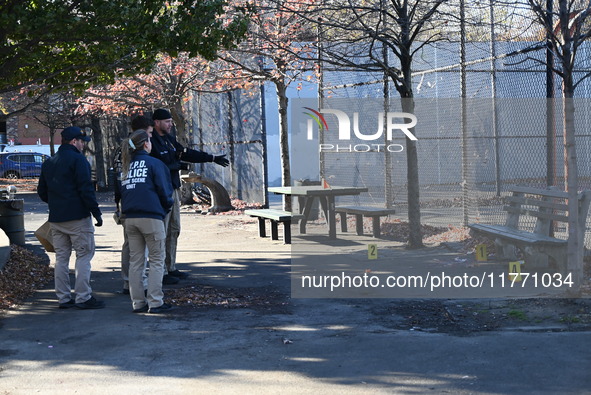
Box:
[150,108,229,284]
[37,126,105,309]
[60,126,91,142]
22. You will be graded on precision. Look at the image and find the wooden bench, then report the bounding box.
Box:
[335,206,396,238]
[468,186,591,273]
[244,209,304,244]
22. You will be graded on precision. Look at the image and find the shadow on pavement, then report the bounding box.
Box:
[0,191,589,393]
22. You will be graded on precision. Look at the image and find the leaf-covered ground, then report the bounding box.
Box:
[0,245,53,310]
[166,284,288,310]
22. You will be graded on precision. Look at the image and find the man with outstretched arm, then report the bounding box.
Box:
[150,109,229,284]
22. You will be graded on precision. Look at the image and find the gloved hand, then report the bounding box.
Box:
[94,214,103,227]
[213,154,229,167]
[180,162,191,171]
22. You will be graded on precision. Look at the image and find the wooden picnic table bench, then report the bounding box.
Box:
[244,209,304,244]
[268,186,368,239]
[468,186,591,273]
[335,205,396,238]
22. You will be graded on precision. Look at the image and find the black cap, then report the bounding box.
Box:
[61,127,91,142]
[152,109,172,120]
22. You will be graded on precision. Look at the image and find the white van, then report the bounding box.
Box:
[1,144,51,156]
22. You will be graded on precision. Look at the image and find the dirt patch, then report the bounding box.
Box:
[372,298,591,336]
[164,282,591,336]
[166,283,290,313]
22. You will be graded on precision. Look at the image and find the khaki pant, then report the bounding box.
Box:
[163,188,181,273]
[120,217,130,287]
[124,217,166,309]
[120,217,147,290]
[50,216,95,304]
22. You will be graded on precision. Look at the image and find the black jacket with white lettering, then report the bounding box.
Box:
[120,151,174,220]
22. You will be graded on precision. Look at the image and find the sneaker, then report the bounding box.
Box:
[168,270,189,279]
[162,275,179,285]
[75,296,106,310]
[58,299,76,309]
[148,303,172,314]
[133,305,148,313]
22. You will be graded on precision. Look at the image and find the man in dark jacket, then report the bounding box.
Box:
[37,126,105,309]
[150,109,229,284]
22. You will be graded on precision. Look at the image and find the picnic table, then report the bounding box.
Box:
[268,185,368,239]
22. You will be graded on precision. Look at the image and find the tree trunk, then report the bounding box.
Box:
[396,46,423,248]
[561,65,581,291]
[170,101,188,146]
[556,0,582,292]
[49,127,56,155]
[402,97,423,248]
[90,116,106,190]
[563,93,581,291]
[276,80,292,211]
[170,100,193,202]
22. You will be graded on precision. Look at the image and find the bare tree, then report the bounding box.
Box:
[522,0,591,291]
[300,0,451,248]
[77,54,246,143]
[28,93,80,155]
[219,0,317,211]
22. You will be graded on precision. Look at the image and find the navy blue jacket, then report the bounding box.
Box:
[120,151,174,220]
[37,143,101,223]
[150,132,213,189]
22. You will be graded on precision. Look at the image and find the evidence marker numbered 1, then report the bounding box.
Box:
[368,244,378,260]
[475,244,488,262]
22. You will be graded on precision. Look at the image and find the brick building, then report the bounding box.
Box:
[4,114,53,146]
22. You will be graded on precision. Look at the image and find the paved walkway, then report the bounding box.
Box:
[0,192,589,394]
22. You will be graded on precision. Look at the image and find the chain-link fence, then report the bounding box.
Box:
[314,40,591,246]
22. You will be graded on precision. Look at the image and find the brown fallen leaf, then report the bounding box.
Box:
[0,245,53,310]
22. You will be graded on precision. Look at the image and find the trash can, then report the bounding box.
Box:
[295,179,320,220]
[0,198,25,245]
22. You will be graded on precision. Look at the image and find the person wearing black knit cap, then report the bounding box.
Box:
[150,108,229,285]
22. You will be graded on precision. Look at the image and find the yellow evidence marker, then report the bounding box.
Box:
[368,244,378,260]
[508,260,523,282]
[475,244,488,262]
